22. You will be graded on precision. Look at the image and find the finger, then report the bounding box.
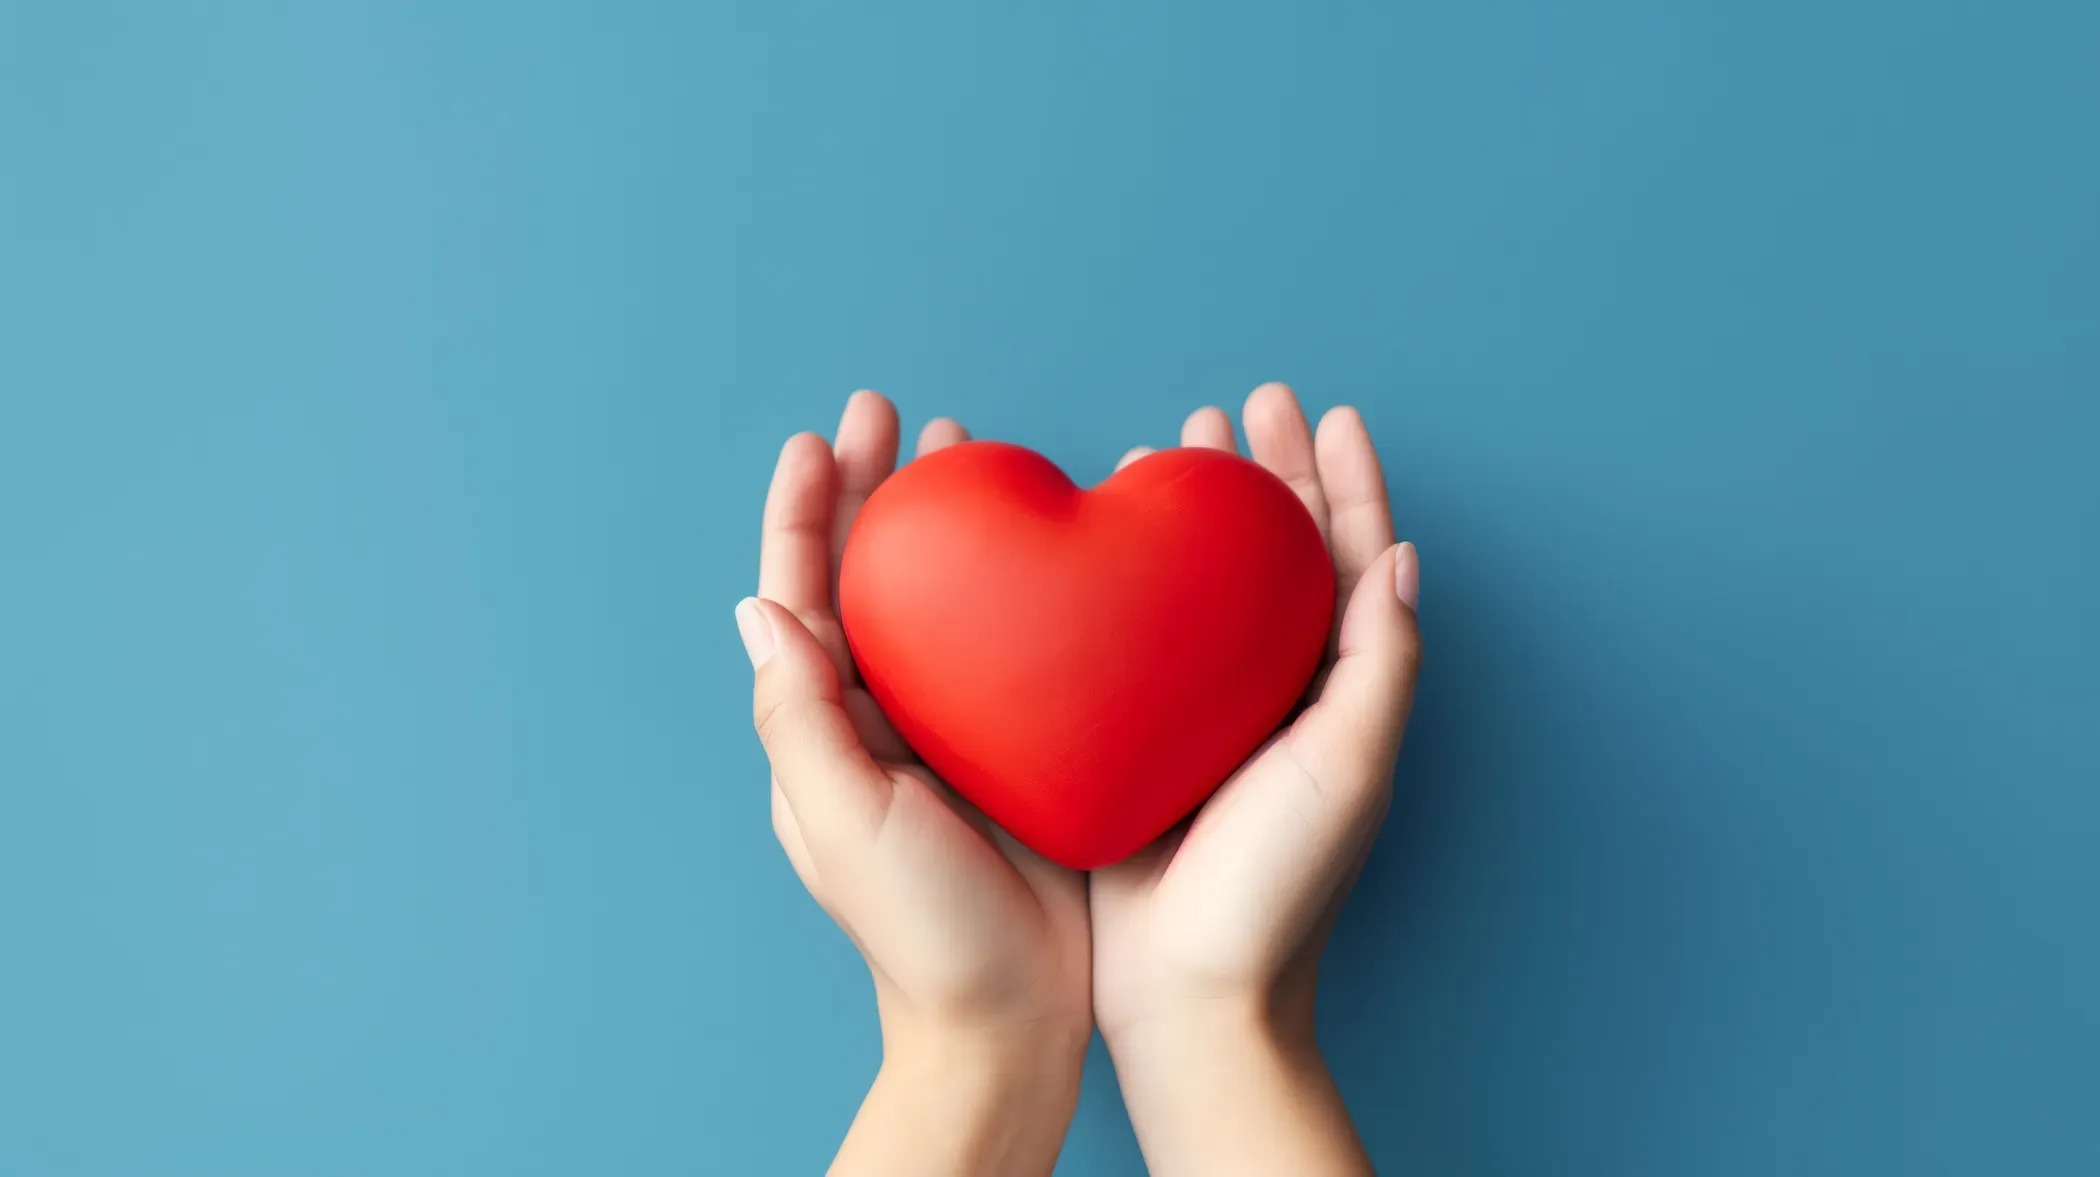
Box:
[831,391,901,566]
[1314,406,1395,641]
[739,597,893,854]
[1180,406,1238,452]
[1116,445,1155,471]
[1287,543,1422,790]
[1243,383,1330,539]
[758,433,839,614]
[916,417,970,457]
[758,433,856,676]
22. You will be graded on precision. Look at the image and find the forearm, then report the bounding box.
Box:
[832,1020,1088,1177]
[1106,1000,1371,1177]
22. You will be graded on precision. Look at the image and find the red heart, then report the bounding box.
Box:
[840,441,1335,869]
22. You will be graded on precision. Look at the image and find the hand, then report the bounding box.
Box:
[1092,383,1423,1176]
[739,392,1091,1177]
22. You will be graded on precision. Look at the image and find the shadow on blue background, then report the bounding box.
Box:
[2,2,2094,1174]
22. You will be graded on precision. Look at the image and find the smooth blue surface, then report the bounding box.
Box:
[3,2,2096,1173]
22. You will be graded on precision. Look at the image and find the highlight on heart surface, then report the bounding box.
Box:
[839,439,1334,869]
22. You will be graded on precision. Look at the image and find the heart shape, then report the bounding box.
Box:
[840,441,1335,869]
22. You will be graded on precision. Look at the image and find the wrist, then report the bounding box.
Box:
[1100,977,1319,1061]
[879,1013,1091,1095]
[1101,995,1368,1177]
[836,1018,1090,1177]
[1103,993,1318,1084]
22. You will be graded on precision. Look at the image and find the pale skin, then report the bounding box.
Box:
[738,383,1422,1176]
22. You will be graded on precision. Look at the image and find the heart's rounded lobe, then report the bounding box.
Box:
[840,441,1335,869]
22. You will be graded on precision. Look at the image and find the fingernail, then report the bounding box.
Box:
[735,598,776,668]
[1394,542,1420,611]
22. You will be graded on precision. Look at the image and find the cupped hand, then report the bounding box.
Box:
[1088,384,1419,1175]
[1093,381,1423,1044]
[739,394,1091,1177]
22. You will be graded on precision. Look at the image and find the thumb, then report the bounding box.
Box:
[736,598,891,851]
[1289,543,1423,786]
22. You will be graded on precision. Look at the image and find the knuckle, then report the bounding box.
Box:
[1396,631,1424,677]
[799,614,857,678]
[1391,611,1424,671]
[753,691,796,746]
[800,609,839,642]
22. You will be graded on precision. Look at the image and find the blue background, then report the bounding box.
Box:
[3,2,2095,1173]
